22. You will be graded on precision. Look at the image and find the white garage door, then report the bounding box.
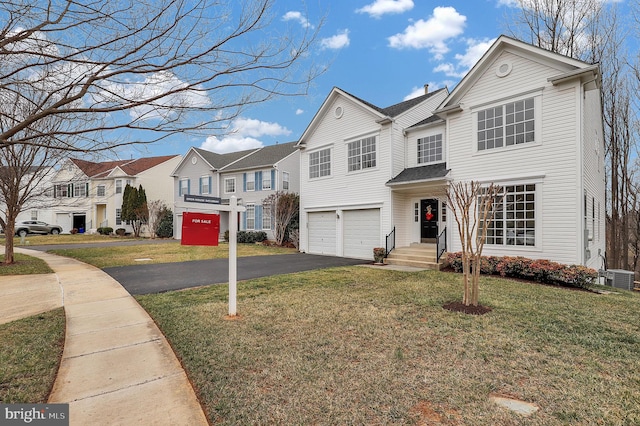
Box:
[343,209,380,259]
[308,211,336,255]
[175,214,183,240]
[55,213,72,234]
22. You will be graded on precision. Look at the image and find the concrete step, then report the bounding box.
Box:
[385,245,445,270]
[386,252,438,263]
[384,257,443,270]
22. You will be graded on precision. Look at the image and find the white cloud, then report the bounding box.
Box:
[282,11,313,28]
[403,83,443,101]
[296,109,304,115]
[356,0,414,18]
[321,30,350,50]
[200,136,263,154]
[433,38,495,78]
[199,117,291,154]
[388,7,466,59]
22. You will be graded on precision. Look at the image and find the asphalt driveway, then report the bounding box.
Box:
[103,253,367,295]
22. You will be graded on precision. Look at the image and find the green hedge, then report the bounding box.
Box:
[97,227,113,235]
[446,252,597,289]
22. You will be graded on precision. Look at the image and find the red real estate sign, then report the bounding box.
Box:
[181,212,220,246]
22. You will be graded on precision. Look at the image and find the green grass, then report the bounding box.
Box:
[1,233,125,246]
[49,242,297,268]
[0,309,65,403]
[0,253,53,275]
[137,267,640,425]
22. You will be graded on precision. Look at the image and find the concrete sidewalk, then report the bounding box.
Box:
[12,248,209,426]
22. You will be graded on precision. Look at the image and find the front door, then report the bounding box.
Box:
[421,199,438,242]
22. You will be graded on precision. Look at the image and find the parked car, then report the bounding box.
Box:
[14,221,63,237]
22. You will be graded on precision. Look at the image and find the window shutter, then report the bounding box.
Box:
[53,185,57,198]
[243,173,247,192]
[68,184,72,197]
[199,177,203,194]
[256,171,262,191]
[256,206,262,230]
[241,212,246,230]
[208,176,212,194]
[85,183,89,197]
[187,179,191,195]
[271,170,276,190]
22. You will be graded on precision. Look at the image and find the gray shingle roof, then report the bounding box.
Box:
[386,163,449,185]
[341,87,447,118]
[193,147,259,170]
[220,142,297,172]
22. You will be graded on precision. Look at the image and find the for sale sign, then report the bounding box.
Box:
[181,212,220,246]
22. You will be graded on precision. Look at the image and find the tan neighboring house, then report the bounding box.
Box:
[49,155,181,234]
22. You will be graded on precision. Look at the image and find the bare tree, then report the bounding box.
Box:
[447,181,501,307]
[146,199,167,239]
[0,0,323,152]
[263,191,299,246]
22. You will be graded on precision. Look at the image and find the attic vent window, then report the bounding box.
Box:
[496,62,512,78]
[334,106,343,119]
[191,156,197,165]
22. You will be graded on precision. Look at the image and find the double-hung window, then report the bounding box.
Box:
[199,176,210,195]
[485,184,536,247]
[246,204,255,230]
[115,180,123,194]
[309,148,331,179]
[347,136,376,172]
[262,172,271,190]
[179,178,190,196]
[418,134,443,164]
[246,173,255,191]
[262,204,272,230]
[477,97,535,151]
[225,178,236,194]
[282,172,290,190]
[74,182,87,197]
[97,185,106,197]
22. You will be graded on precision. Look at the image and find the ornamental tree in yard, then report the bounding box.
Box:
[446,181,502,307]
[263,191,299,246]
[121,184,148,238]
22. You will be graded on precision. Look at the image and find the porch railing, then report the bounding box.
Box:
[385,226,396,257]
[436,227,447,262]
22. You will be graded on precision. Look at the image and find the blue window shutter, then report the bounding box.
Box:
[243,173,247,192]
[199,177,203,194]
[256,171,262,191]
[208,176,212,194]
[187,179,191,195]
[241,212,246,230]
[271,170,276,190]
[256,206,262,230]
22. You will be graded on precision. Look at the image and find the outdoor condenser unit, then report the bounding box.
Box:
[603,269,635,291]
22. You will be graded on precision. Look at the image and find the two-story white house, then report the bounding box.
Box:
[297,35,606,269]
[172,142,299,240]
[50,155,181,234]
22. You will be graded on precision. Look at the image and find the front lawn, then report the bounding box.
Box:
[138,267,640,425]
[0,253,53,276]
[0,309,65,403]
[49,242,297,268]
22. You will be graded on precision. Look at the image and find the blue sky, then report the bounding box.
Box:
[133,0,625,157]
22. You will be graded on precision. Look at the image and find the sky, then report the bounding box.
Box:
[128,0,628,158]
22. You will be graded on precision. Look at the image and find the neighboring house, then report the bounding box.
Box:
[49,155,181,234]
[1,166,57,229]
[172,142,299,240]
[297,35,606,270]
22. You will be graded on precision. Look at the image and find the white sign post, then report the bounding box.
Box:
[182,194,245,316]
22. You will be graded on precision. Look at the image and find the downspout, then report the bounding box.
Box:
[578,81,586,266]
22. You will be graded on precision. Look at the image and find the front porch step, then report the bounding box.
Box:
[384,244,445,270]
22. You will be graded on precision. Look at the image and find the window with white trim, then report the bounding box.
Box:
[347,136,376,172]
[116,208,122,225]
[225,177,236,194]
[485,184,536,246]
[262,171,271,190]
[31,210,38,221]
[97,185,106,197]
[54,184,68,198]
[246,173,255,191]
[282,172,290,190]
[418,134,443,164]
[200,176,210,194]
[477,97,535,151]
[262,203,272,230]
[74,182,87,197]
[179,178,189,196]
[115,180,122,194]
[246,204,255,230]
[309,148,331,178]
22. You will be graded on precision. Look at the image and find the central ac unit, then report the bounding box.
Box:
[603,269,635,291]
